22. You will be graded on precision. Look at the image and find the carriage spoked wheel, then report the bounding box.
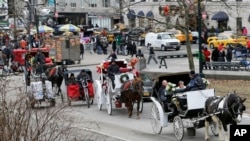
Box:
[210,121,218,136]
[84,88,90,108]
[139,95,143,113]
[173,116,184,141]
[150,103,162,134]
[107,85,112,115]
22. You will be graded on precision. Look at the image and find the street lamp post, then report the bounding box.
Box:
[198,0,203,76]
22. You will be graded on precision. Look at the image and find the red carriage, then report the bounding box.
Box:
[64,69,95,107]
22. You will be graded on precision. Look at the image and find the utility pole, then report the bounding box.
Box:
[198,0,203,76]
[13,0,17,44]
[54,0,57,26]
[119,0,123,23]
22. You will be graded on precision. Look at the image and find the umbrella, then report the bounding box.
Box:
[32,25,54,33]
[58,24,80,32]
[63,31,74,36]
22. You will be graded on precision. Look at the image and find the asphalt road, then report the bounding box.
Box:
[8,43,250,141]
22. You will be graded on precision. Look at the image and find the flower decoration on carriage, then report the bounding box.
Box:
[166,82,176,92]
[96,61,110,73]
[202,78,210,88]
[120,73,130,83]
[129,58,138,69]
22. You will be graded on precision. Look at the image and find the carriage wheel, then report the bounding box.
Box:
[139,96,143,113]
[107,92,112,115]
[173,116,184,141]
[84,88,90,108]
[150,103,162,134]
[68,98,71,106]
[210,121,218,136]
[97,94,102,110]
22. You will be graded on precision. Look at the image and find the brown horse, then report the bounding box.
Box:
[120,77,143,119]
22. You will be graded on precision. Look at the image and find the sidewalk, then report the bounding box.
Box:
[70,52,250,80]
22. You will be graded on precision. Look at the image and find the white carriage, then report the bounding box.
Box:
[27,73,56,108]
[150,89,219,141]
[95,59,143,115]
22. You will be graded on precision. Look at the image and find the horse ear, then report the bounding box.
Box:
[241,98,247,103]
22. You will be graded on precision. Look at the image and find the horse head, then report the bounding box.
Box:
[132,77,143,95]
[226,93,246,123]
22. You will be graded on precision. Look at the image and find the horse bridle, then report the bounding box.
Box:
[224,94,242,122]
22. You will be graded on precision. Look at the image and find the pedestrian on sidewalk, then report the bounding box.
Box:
[112,40,116,52]
[131,42,137,57]
[147,46,158,64]
[126,41,132,56]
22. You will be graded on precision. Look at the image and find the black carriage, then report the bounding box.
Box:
[64,69,95,107]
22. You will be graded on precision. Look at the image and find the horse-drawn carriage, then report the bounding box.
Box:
[95,59,143,118]
[64,69,95,107]
[150,72,246,141]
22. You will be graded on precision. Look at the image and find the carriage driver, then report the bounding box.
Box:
[34,49,46,74]
[77,69,91,97]
[107,59,120,89]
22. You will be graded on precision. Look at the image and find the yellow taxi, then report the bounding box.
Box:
[208,34,247,49]
[165,29,193,44]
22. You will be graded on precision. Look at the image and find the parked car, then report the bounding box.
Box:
[125,27,148,46]
[208,33,247,49]
[145,32,181,51]
[165,29,193,44]
[191,31,199,44]
[140,73,153,98]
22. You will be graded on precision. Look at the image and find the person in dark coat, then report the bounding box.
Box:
[226,45,233,62]
[126,41,132,55]
[147,46,158,64]
[158,80,169,112]
[107,59,120,89]
[218,48,226,62]
[112,40,117,52]
[131,42,137,57]
[175,70,205,93]
[80,43,84,60]
[136,49,144,58]
[107,51,117,60]
[211,47,219,62]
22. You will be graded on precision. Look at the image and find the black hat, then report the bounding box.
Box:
[111,59,116,63]
[81,69,86,73]
[189,70,195,75]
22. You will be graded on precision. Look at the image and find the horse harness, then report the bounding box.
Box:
[210,94,242,122]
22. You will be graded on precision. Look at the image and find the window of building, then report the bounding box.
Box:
[70,0,76,8]
[102,0,110,7]
[141,0,146,2]
[81,0,85,8]
[130,0,135,2]
[153,0,158,2]
[138,18,144,27]
[89,0,97,7]
[58,0,67,7]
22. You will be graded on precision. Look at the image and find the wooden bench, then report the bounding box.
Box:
[205,62,241,71]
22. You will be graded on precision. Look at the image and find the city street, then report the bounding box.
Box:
[5,43,250,141]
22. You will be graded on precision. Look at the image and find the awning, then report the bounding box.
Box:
[211,11,229,21]
[146,11,154,18]
[137,11,144,18]
[127,10,136,19]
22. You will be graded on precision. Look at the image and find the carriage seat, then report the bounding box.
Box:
[111,73,134,91]
[119,67,132,73]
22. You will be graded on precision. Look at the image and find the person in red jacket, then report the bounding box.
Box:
[203,46,211,69]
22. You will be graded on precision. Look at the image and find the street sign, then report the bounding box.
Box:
[55,12,58,18]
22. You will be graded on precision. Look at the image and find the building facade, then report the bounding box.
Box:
[49,0,119,29]
[125,0,250,34]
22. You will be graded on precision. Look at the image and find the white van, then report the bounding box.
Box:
[145,32,181,51]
